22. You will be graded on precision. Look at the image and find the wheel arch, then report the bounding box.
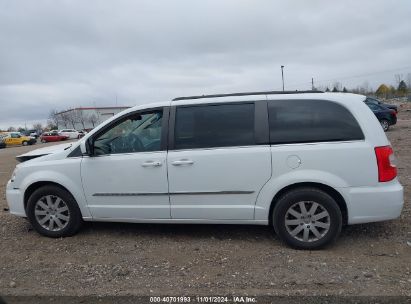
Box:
[24,181,69,210]
[23,181,90,218]
[268,182,348,226]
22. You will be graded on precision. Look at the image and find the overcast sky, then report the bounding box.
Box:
[1,0,411,129]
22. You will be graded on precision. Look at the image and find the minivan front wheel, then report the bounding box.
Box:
[26,185,83,237]
[273,187,342,249]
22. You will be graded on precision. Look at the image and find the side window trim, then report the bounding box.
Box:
[160,106,170,151]
[88,106,169,156]
[255,100,269,145]
[168,105,176,150]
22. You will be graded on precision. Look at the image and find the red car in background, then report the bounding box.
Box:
[40,131,69,143]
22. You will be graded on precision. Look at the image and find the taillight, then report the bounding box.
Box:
[390,110,397,117]
[375,146,397,182]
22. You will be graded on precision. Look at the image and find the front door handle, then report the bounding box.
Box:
[171,159,194,166]
[141,161,162,167]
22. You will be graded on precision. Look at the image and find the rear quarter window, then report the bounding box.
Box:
[268,99,364,144]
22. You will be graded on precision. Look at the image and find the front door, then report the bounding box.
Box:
[81,108,170,220]
[167,102,272,220]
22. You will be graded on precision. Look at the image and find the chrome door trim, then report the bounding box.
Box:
[93,192,168,197]
[171,190,254,195]
[93,190,254,197]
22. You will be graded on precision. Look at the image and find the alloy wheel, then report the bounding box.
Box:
[284,201,330,243]
[34,195,70,231]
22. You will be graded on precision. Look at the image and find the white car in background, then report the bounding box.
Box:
[58,129,79,139]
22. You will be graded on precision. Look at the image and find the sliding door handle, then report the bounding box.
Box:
[141,161,162,167]
[171,159,194,166]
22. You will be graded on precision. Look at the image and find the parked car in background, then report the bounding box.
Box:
[365,97,398,113]
[366,102,397,131]
[40,132,69,143]
[3,132,36,146]
[6,92,403,250]
[28,129,40,138]
[77,130,87,139]
[58,129,79,139]
[0,136,6,149]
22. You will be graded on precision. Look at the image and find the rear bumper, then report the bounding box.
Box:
[390,115,397,125]
[6,180,26,217]
[342,180,403,224]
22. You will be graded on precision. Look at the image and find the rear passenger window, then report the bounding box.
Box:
[268,100,364,144]
[174,103,255,149]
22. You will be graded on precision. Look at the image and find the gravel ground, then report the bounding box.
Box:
[0,109,410,297]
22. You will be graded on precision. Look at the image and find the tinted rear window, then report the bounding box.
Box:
[268,99,364,144]
[174,103,255,149]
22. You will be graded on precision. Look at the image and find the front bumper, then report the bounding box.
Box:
[342,180,404,225]
[6,180,26,217]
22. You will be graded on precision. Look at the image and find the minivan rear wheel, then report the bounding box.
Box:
[273,187,342,250]
[26,185,83,238]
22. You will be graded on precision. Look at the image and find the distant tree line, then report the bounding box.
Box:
[2,123,45,134]
[318,73,410,99]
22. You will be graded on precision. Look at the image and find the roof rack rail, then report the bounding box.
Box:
[172,90,324,101]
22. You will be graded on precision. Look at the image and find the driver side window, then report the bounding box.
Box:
[93,109,163,156]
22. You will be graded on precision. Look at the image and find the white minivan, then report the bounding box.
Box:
[6,92,403,249]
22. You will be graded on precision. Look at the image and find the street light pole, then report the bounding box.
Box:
[281,65,285,91]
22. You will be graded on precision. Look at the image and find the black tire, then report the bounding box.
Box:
[26,185,83,238]
[22,141,28,146]
[380,119,390,132]
[273,187,342,250]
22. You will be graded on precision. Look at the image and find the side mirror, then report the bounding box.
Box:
[80,140,88,155]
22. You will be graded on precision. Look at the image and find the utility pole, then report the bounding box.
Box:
[312,78,314,90]
[281,65,285,91]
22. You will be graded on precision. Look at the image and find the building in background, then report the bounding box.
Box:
[55,106,130,130]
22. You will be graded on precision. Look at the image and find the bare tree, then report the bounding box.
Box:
[76,109,87,130]
[46,120,57,130]
[87,113,99,128]
[357,81,370,95]
[48,109,60,130]
[60,112,70,128]
[7,126,16,132]
[395,74,403,87]
[32,123,43,133]
[66,110,78,129]
[332,82,342,92]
